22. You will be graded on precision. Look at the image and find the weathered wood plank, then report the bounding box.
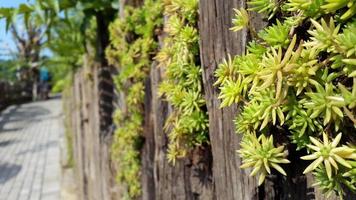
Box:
[199,1,259,199]
[67,0,356,198]
[149,23,214,198]
[141,74,156,200]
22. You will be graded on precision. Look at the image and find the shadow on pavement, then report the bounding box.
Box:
[0,104,50,133]
[0,139,18,148]
[16,140,58,155]
[0,162,22,184]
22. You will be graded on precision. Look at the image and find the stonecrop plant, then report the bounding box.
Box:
[106,0,163,199]
[239,134,290,185]
[215,0,356,198]
[155,0,209,164]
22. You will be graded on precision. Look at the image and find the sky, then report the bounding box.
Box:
[0,0,31,59]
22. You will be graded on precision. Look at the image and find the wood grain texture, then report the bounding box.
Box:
[67,0,356,199]
[199,1,259,199]
[150,58,214,200]
[69,63,119,200]
[199,1,356,199]
[141,73,156,200]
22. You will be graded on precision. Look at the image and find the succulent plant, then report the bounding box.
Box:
[218,78,245,108]
[217,0,356,196]
[313,166,349,199]
[231,8,249,32]
[106,1,163,198]
[305,18,340,53]
[214,54,239,86]
[322,0,356,20]
[301,133,356,179]
[257,35,300,99]
[258,20,291,48]
[248,0,278,19]
[239,134,290,185]
[157,0,209,164]
[304,83,345,127]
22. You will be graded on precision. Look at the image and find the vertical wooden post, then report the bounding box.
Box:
[95,9,117,200]
[149,11,214,200]
[199,0,259,199]
[198,1,352,199]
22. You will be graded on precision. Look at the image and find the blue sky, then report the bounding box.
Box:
[0,0,31,58]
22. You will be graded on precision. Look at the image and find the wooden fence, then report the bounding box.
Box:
[65,0,351,199]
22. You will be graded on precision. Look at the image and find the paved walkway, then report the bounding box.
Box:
[0,98,62,200]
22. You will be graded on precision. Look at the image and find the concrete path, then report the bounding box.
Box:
[0,98,62,200]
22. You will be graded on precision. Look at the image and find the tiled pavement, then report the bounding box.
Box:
[0,98,62,200]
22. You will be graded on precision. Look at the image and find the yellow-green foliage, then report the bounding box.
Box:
[301,133,356,179]
[155,0,209,164]
[216,0,356,198]
[239,134,290,186]
[106,0,163,199]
